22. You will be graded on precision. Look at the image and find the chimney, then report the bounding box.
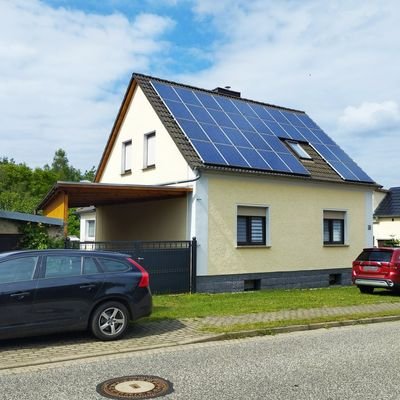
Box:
[212,86,241,98]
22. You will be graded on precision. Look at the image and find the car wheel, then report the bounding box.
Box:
[358,285,374,294]
[90,301,129,341]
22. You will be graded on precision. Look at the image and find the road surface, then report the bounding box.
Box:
[1,321,399,399]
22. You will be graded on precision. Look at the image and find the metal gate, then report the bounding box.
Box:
[65,238,197,294]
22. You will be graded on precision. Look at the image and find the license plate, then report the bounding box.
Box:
[363,266,379,272]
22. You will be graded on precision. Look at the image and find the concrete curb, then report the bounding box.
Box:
[199,314,400,342]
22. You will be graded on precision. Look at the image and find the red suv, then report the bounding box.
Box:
[352,247,400,294]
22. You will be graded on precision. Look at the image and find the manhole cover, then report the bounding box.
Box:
[97,375,173,399]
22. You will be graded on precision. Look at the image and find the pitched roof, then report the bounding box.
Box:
[375,187,400,217]
[95,73,377,187]
[0,210,64,226]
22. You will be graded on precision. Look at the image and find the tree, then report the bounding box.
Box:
[51,149,82,181]
[0,150,96,241]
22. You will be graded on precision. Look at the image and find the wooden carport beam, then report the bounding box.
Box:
[42,191,69,235]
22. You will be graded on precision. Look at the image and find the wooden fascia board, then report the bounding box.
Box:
[94,75,138,183]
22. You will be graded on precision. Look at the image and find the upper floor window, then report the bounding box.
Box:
[144,132,156,169]
[287,141,312,160]
[323,210,346,245]
[121,140,132,174]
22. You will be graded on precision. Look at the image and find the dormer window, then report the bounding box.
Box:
[287,141,312,160]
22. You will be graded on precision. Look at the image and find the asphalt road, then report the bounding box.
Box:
[1,321,400,399]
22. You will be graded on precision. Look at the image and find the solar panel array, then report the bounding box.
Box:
[151,80,374,183]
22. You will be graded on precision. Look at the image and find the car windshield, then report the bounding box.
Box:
[356,250,393,262]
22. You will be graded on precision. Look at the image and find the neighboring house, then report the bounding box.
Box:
[373,187,400,246]
[38,73,379,292]
[76,207,96,242]
[0,210,63,252]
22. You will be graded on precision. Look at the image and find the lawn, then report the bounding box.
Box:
[147,286,400,322]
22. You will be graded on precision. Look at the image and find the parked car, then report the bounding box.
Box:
[0,249,152,340]
[352,247,400,294]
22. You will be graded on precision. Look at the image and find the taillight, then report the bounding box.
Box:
[392,262,400,270]
[128,258,150,288]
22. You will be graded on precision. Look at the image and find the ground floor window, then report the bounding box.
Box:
[237,206,268,246]
[323,210,346,245]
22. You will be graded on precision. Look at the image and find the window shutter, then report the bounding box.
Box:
[250,217,264,243]
[237,216,247,243]
[146,133,156,166]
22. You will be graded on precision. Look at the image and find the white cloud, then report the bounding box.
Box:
[181,0,400,188]
[0,0,174,169]
[338,101,400,133]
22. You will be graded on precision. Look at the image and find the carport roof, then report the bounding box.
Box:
[37,181,192,211]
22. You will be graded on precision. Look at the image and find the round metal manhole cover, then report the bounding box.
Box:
[96,375,173,399]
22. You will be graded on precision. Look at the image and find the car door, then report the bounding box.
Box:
[0,255,39,337]
[32,255,104,329]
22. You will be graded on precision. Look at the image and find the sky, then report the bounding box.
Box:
[0,0,399,188]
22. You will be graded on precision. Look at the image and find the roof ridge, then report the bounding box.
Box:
[133,72,305,114]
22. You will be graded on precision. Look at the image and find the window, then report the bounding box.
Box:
[98,258,129,272]
[323,210,346,245]
[44,256,82,278]
[0,257,38,283]
[144,132,156,168]
[237,206,267,246]
[83,257,100,275]
[122,140,132,174]
[86,220,95,240]
[287,141,312,159]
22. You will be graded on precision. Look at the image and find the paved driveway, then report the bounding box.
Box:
[0,319,211,372]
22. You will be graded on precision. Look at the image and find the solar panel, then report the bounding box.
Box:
[151,81,374,183]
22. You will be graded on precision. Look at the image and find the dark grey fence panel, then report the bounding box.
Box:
[65,240,194,294]
[0,234,23,252]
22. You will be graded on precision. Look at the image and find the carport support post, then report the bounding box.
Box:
[191,237,197,293]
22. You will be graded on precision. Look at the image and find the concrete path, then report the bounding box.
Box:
[1,302,400,373]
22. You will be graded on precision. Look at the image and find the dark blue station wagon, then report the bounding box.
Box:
[0,249,152,341]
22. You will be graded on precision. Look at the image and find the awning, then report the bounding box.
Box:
[37,181,192,222]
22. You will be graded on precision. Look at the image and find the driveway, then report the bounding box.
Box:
[0,319,211,372]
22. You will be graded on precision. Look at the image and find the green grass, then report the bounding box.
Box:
[147,286,400,322]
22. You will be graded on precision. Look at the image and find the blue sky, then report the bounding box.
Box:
[0,0,399,188]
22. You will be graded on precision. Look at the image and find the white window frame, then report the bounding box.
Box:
[236,205,270,247]
[85,220,95,241]
[287,141,312,159]
[121,140,132,174]
[144,131,156,169]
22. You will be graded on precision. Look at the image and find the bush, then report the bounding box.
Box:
[18,222,65,249]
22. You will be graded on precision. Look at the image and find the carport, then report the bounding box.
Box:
[37,182,195,293]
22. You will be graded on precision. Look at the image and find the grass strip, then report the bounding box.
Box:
[200,310,400,334]
[147,286,400,322]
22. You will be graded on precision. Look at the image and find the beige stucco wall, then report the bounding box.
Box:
[0,219,19,234]
[96,197,188,241]
[373,218,400,243]
[206,173,373,275]
[100,85,193,185]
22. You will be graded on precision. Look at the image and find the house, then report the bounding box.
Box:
[373,187,400,246]
[38,73,379,292]
[76,207,96,242]
[0,210,63,252]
